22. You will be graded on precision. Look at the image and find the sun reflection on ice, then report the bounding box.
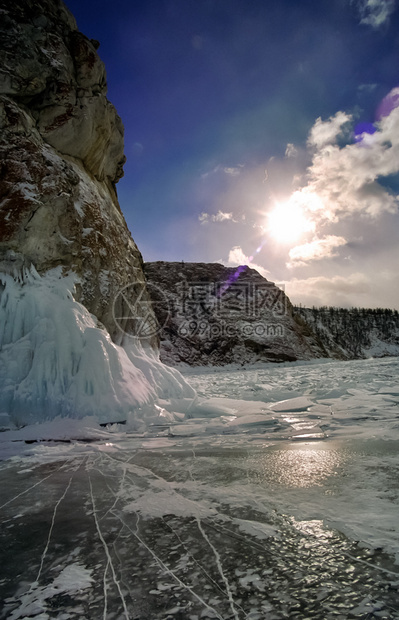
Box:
[250,443,344,488]
[291,517,335,540]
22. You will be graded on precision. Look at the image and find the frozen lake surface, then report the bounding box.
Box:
[1,357,399,619]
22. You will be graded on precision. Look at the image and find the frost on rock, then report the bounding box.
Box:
[0,268,194,427]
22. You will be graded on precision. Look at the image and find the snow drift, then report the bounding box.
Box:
[0,268,194,427]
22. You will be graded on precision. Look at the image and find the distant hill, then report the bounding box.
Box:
[294,306,399,360]
[145,262,399,366]
[144,261,326,366]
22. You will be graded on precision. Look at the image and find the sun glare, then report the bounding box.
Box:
[267,201,314,244]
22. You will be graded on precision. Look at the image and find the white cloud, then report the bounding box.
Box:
[199,210,237,224]
[288,235,347,267]
[225,246,270,278]
[201,164,244,179]
[285,272,371,307]
[214,210,234,222]
[307,111,351,149]
[199,212,210,223]
[223,166,243,176]
[294,92,399,221]
[285,143,298,158]
[285,268,399,309]
[357,83,378,93]
[356,0,396,28]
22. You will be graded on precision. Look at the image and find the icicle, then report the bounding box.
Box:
[0,268,194,426]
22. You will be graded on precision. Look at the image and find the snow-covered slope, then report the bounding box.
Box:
[294,306,399,360]
[144,262,326,366]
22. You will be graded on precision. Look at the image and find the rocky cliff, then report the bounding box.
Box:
[0,0,194,426]
[144,262,326,366]
[0,0,155,344]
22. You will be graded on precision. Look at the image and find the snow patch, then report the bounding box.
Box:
[269,397,313,412]
[6,562,93,620]
[233,518,279,540]
[124,489,214,519]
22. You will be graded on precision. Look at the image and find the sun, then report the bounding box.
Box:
[267,201,314,243]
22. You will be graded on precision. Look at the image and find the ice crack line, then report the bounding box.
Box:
[188,448,197,482]
[196,517,241,620]
[343,551,399,578]
[162,515,249,613]
[36,473,74,583]
[106,453,166,483]
[112,510,224,620]
[205,519,265,553]
[111,524,135,602]
[99,462,127,523]
[88,472,129,620]
[0,462,66,510]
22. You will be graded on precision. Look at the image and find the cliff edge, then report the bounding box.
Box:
[0,0,154,343]
[0,0,193,425]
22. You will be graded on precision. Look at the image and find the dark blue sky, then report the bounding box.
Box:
[65,0,399,308]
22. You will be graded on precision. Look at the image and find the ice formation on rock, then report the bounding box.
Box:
[0,268,194,426]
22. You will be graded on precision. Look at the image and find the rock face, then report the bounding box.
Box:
[144,262,326,366]
[0,0,155,344]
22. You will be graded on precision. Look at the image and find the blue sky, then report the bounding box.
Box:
[65,0,399,308]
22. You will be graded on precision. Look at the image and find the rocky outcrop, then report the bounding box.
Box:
[0,0,155,344]
[144,262,326,366]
